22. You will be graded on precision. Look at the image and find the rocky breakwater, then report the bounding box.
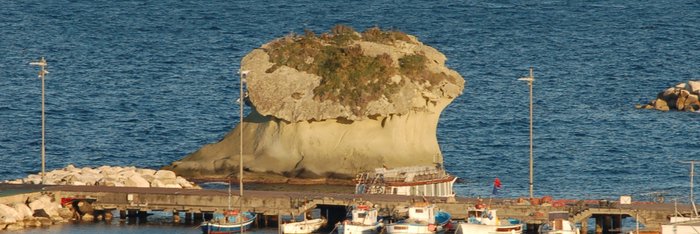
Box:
[637,80,700,112]
[4,165,200,189]
[0,194,73,231]
[165,25,465,182]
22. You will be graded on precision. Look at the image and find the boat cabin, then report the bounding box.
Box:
[350,205,379,226]
[466,207,499,226]
[407,202,437,223]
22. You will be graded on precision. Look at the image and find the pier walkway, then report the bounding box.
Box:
[0,183,690,233]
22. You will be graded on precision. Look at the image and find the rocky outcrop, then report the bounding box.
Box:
[637,81,700,112]
[165,26,465,181]
[0,194,71,231]
[3,165,199,189]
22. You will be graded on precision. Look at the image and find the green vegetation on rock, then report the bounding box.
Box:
[263,25,457,114]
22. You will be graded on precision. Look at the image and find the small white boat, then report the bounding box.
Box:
[455,206,522,234]
[336,204,383,234]
[661,161,700,234]
[281,217,327,234]
[538,211,579,234]
[661,219,700,234]
[385,202,452,234]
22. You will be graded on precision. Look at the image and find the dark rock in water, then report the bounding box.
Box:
[165,25,465,181]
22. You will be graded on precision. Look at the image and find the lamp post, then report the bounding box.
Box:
[518,67,535,199]
[30,57,49,185]
[238,70,249,197]
[237,70,249,233]
[683,160,698,217]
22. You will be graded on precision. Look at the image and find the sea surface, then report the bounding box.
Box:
[1,0,699,232]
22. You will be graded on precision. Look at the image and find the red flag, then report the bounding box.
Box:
[492,178,502,195]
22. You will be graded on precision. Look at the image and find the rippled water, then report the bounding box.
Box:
[1,0,699,210]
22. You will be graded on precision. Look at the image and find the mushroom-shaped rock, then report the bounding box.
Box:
[165,25,465,181]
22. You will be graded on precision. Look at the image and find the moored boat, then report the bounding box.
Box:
[661,219,700,234]
[200,210,257,234]
[538,211,579,234]
[455,206,522,234]
[385,202,452,234]
[335,204,383,234]
[355,165,457,197]
[661,161,700,234]
[281,213,327,234]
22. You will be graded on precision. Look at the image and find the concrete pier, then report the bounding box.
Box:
[0,183,689,232]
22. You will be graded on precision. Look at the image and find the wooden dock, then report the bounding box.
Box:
[0,183,690,233]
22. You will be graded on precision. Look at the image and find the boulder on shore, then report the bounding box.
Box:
[0,194,68,231]
[3,165,200,189]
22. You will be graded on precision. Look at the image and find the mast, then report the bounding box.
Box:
[683,160,698,218]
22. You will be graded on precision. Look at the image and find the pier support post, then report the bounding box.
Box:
[185,211,192,224]
[119,209,126,220]
[603,215,612,234]
[127,209,138,224]
[138,210,148,223]
[104,210,113,221]
[193,212,203,223]
[173,210,181,223]
[612,215,622,234]
[595,215,604,234]
[580,219,588,234]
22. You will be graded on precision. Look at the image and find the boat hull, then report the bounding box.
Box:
[281,218,326,233]
[336,223,383,234]
[385,223,444,234]
[455,223,523,234]
[200,213,256,234]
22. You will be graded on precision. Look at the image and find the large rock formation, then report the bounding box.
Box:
[637,81,700,112]
[165,26,465,181]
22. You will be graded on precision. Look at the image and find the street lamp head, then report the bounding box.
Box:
[30,57,47,66]
[239,70,250,78]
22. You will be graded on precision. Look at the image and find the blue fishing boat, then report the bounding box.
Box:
[200,210,257,234]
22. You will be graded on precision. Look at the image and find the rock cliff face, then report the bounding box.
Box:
[637,81,700,112]
[165,26,465,180]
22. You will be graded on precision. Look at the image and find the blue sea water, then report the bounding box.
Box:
[1,0,699,229]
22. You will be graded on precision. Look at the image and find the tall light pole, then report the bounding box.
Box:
[238,70,249,197]
[238,70,248,233]
[683,160,698,217]
[518,67,535,199]
[30,57,49,185]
